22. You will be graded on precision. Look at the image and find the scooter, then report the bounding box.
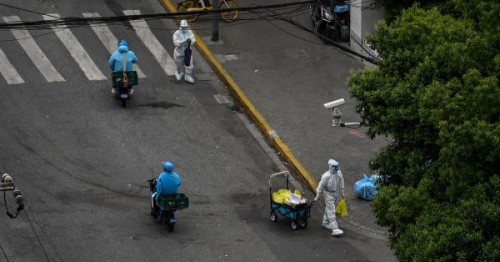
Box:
[310,0,350,42]
[148,179,189,232]
[116,84,131,108]
[112,71,138,108]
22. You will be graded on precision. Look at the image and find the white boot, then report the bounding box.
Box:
[185,74,195,84]
[331,221,343,236]
[175,71,183,81]
[332,228,344,236]
[322,223,333,230]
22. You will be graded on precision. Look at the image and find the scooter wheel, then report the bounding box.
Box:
[291,221,298,230]
[167,223,174,232]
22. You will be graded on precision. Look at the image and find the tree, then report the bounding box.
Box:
[348,4,500,261]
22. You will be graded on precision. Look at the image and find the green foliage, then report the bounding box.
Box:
[349,2,499,261]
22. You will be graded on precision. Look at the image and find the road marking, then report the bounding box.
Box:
[82,12,146,78]
[0,48,24,84]
[43,13,106,81]
[349,129,366,138]
[123,10,176,76]
[3,16,65,83]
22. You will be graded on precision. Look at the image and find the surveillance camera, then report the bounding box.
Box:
[331,108,343,126]
[323,98,345,109]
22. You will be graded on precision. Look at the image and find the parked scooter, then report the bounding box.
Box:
[310,0,350,42]
[148,179,189,232]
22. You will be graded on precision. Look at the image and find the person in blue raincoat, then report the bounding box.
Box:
[151,162,182,215]
[108,40,137,94]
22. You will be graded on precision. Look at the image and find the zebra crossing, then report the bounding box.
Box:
[0,10,176,85]
[3,15,65,83]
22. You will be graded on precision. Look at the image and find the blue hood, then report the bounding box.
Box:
[118,45,128,53]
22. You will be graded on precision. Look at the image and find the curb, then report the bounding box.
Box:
[156,0,388,241]
[340,216,388,240]
[158,0,317,192]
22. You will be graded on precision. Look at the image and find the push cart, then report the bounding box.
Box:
[269,171,314,230]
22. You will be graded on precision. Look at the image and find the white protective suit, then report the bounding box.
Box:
[315,159,345,236]
[172,20,196,83]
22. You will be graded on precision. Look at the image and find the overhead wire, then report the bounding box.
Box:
[247,4,325,45]
[247,2,381,64]
[0,1,314,30]
[0,3,59,18]
[0,1,380,63]
[0,166,50,262]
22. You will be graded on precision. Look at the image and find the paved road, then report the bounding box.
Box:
[0,0,395,261]
[188,0,392,236]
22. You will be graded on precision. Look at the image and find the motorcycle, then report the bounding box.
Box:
[112,71,138,108]
[148,179,189,232]
[310,0,350,42]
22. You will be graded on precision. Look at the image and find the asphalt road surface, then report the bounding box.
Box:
[0,0,394,261]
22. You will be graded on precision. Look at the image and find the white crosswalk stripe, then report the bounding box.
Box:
[43,13,106,81]
[3,16,65,83]
[123,10,176,76]
[82,12,146,78]
[0,48,24,84]
[1,10,178,85]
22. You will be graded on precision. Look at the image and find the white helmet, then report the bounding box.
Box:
[328,159,339,167]
[180,20,188,28]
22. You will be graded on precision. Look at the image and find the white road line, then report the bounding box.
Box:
[123,10,176,76]
[3,16,65,83]
[43,14,106,81]
[0,48,24,84]
[82,12,146,78]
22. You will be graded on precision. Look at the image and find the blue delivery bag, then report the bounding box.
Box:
[354,175,377,201]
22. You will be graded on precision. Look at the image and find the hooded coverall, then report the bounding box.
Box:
[316,168,344,232]
[172,26,196,82]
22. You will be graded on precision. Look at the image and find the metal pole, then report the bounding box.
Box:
[211,0,219,41]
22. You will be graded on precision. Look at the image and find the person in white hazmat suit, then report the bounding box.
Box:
[173,20,196,83]
[314,159,345,236]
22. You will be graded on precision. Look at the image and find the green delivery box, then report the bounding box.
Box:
[157,193,189,210]
[112,71,138,86]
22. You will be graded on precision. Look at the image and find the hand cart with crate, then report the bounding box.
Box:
[269,171,315,230]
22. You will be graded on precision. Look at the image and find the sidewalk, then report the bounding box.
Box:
[159,0,390,241]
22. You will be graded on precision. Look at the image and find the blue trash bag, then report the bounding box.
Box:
[354,175,378,201]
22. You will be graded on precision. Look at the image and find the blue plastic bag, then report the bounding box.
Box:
[354,175,377,201]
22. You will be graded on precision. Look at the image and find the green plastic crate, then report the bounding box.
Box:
[112,71,138,86]
[157,193,189,210]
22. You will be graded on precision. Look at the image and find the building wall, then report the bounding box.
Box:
[350,0,384,62]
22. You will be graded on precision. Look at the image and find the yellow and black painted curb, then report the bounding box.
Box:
[158,0,318,192]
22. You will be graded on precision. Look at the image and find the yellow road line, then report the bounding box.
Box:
[158,0,318,192]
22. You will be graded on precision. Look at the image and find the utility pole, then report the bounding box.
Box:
[211,0,220,42]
